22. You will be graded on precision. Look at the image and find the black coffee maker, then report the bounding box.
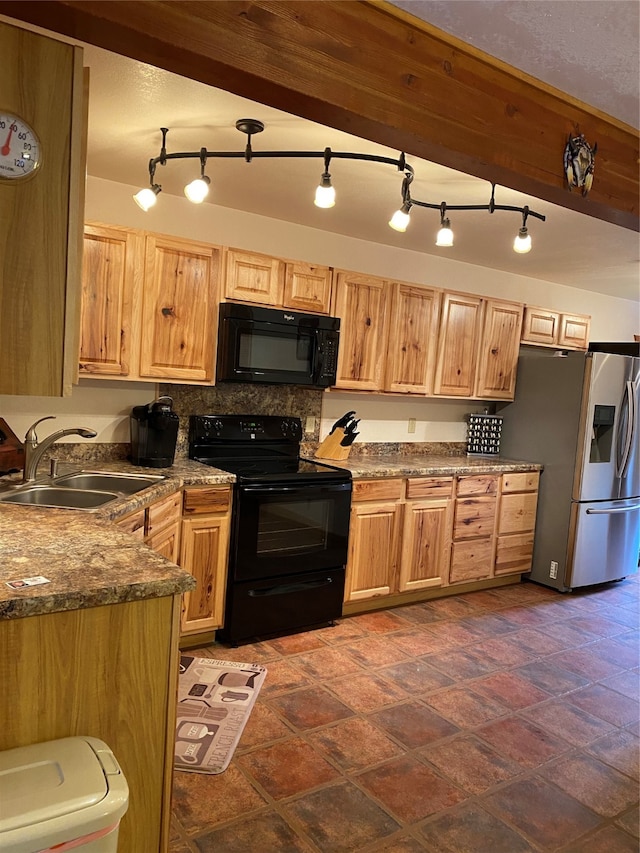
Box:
[130,397,179,468]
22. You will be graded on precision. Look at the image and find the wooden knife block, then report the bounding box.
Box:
[314,428,352,461]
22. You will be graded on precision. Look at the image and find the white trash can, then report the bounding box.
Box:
[0,736,129,853]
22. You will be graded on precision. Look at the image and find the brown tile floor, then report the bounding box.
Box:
[170,576,639,852]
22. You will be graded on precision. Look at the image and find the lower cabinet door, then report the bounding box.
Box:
[398,499,452,592]
[180,515,230,634]
[344,501,401,601]
[449,538,494,583]
[146,521,181,563]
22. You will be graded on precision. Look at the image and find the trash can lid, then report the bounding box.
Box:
[0,737,109,834]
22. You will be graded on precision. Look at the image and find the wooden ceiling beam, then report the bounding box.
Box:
[2,0,637,230]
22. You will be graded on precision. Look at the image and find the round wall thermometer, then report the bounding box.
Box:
[0,113,41,180]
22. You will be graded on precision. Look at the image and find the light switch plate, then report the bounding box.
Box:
[305,416,316,433]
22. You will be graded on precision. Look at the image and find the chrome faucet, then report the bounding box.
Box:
[21,416,98,484]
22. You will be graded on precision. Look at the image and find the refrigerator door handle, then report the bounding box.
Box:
[615,379,635,479]
[586,503,640,515]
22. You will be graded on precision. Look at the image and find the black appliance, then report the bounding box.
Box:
[130,396,179,468]
[216,303,340,388]
[189,414,352,645]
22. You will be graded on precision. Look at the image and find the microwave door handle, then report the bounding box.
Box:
[312,329,324,383]
[615,380,635,479]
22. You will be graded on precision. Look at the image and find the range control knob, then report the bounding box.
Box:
[213,419,224,432]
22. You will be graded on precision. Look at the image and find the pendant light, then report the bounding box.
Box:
[314,147,336,208]
[184,148,211,203]
[513,207,532,253]
[435,203,454,246]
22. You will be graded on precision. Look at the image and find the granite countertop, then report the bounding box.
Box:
[314,453,543,479]
[0,452,540,621]
[0,459,234,621]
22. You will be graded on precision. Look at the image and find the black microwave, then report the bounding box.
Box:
[216,303,340,388]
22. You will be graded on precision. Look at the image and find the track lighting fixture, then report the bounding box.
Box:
[314,147,336,208]
[134,120,545,252]
[513,206,533,253]
[184,147,211,203]
[133,184,161,211]
[389,202,412,232]
[435,203,454,247]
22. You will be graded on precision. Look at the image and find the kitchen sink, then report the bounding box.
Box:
[0,486,120,510]
[53,471,165,495]
[0,470,167,511]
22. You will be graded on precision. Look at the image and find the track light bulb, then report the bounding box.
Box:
[314,172,335,208]
[389,203,411,232]
[184,175,211,204]
[436,218,454,247]
[513,226,532,253]
[133,185,161,211]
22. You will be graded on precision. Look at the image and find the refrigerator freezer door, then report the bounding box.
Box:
[575,353,640,502]
[566,498,640,589]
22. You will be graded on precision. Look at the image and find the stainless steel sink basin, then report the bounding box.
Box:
[0,486,120,510]
[54,471,165,495]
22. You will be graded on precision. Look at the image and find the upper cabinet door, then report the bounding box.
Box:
[224,248,284,305]
[79,224,142,377]
[139,235,220,382]
[558,313,590,350]
[283,261,332,314]
[474,299,524,400]
[332,271,389,391]
[385,283,441,394]
[521,306,560,346]
[433,292,485,397]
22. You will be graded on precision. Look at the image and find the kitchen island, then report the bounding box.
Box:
[0,459,231,853]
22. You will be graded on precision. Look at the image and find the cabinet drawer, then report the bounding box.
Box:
[115,508,146,539]
[147,492,182,536]
[501,471,539,493]
[450,538,494,582]
[183,486,231,515]
[495,533,534,575]
[456,475,499,497]
[406,477,453,499]
[352,479,404,502]
[453,497,496,539]
[498,492,538,535]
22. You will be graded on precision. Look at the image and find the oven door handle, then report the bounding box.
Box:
[240,483,351,494]
[248,577,335,597]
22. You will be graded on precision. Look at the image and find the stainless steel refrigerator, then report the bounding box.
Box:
[499,346,639,591]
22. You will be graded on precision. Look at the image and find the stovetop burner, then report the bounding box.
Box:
[189,415,351,484]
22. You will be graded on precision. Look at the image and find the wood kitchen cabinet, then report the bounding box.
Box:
[433,291,485,397]
[331,271,390,391]
[474,298,524,400]
[344,479,403,601]
[79,223,221,383]
[385,283,441,394]
[180,486,232,635]
[79,223,142,377]
[115,490,182,563]
[224,247,333,313]
[399,478,453,592]
[521,306,590,350]
[449,474,499,584]
[495,471,540,575]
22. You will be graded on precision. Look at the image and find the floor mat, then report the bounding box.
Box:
[174,655,267,774]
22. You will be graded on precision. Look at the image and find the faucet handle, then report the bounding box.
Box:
[25,416,56,443]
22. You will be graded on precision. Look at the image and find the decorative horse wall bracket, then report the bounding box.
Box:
[564,133,597,196]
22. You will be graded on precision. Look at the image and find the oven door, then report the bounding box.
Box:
[232,481,352,581]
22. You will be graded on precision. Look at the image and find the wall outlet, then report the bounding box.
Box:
[408,418,416,434]
[305,416,316,433]
[549,560,558,579]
